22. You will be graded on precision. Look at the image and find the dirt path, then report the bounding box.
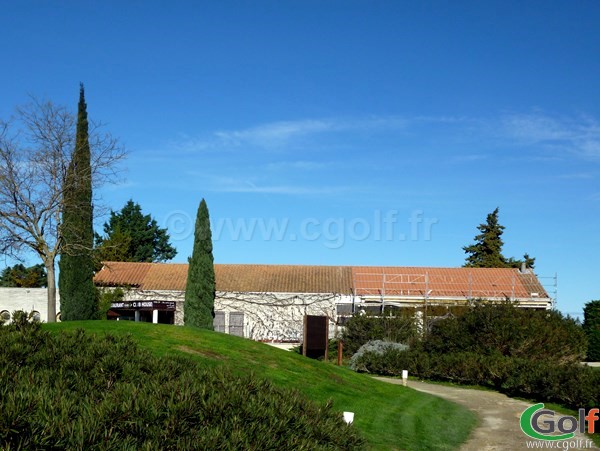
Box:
[375,377,598,451]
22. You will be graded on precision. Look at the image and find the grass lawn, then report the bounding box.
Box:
[44,321,476,450]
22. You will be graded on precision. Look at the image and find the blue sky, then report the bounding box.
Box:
[2,1,599,318]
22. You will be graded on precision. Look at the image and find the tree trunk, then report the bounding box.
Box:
[46,261,56,323]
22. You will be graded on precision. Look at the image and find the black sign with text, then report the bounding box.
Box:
[110,301,176,311]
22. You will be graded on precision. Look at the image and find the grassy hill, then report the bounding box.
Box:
[44,321,476,450]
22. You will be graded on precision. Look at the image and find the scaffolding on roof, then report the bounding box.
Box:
[351,270,554,310]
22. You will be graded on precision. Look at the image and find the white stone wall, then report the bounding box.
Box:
[214,291,340,342]
[0,288,61,323]
[122,289,342,341]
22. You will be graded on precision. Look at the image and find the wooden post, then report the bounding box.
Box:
[337,340,343,366]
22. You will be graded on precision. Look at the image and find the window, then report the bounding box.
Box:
[0,310,10,323]
[229,312,244,337]
[213,311,225,333]
[336,304,353,315]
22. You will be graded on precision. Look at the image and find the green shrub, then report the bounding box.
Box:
[341,313,418,355]
[0,323,364,449]
[9,309,41,332]
[500,359,600,408]
[425,302,586,363]
[97,287,126,320]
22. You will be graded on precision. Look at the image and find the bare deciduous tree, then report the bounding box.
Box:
[0,97,125,322]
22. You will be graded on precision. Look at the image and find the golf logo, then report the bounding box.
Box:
[520,403,598,441]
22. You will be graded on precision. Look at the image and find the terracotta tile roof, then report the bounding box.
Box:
[216,264,353,294]
[94,262,549,299]
[94,261,153,288]
[94,262,189,291]
[94,262,353,294]
[351,266,549,299]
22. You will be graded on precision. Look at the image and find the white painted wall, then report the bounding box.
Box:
[215,291,340,342]
[108,288,341,341]
[0,288,60,322]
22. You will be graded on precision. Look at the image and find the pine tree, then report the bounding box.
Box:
[0,264,47,287]
[184,199,215,329]
[506,253,536,270]
[463,207,508,268]
[58,84,97,320]
[95,199,177,262]
[463,208,536,269]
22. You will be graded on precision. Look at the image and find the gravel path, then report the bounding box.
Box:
[375,377,598,451]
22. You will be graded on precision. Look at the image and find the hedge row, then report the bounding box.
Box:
[352,347,600,410]
[0,320,364,450]
[345,304,595,412]
[423,303,587,364]
[342,303,587,364]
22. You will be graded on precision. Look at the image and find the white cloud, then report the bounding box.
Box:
[556,173,594,180]
[265,160,328,171]
[588,192,600,202]
[194,174,351,196]
[501,114,571,143]
[170,116,417,153]
[500,112,600,160]
[215,183,349,196]
[579,139,600,159]
[214,119,336,148]
[450,153,489,163]
[168,112,600,165]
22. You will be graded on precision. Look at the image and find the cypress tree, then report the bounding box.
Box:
[58,84,97,320]
[583,300,600,361]
[184,199,215,328]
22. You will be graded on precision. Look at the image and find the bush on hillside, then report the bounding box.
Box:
[0,322,364,450]
[424,302,587,363]
[341,312,418,355]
